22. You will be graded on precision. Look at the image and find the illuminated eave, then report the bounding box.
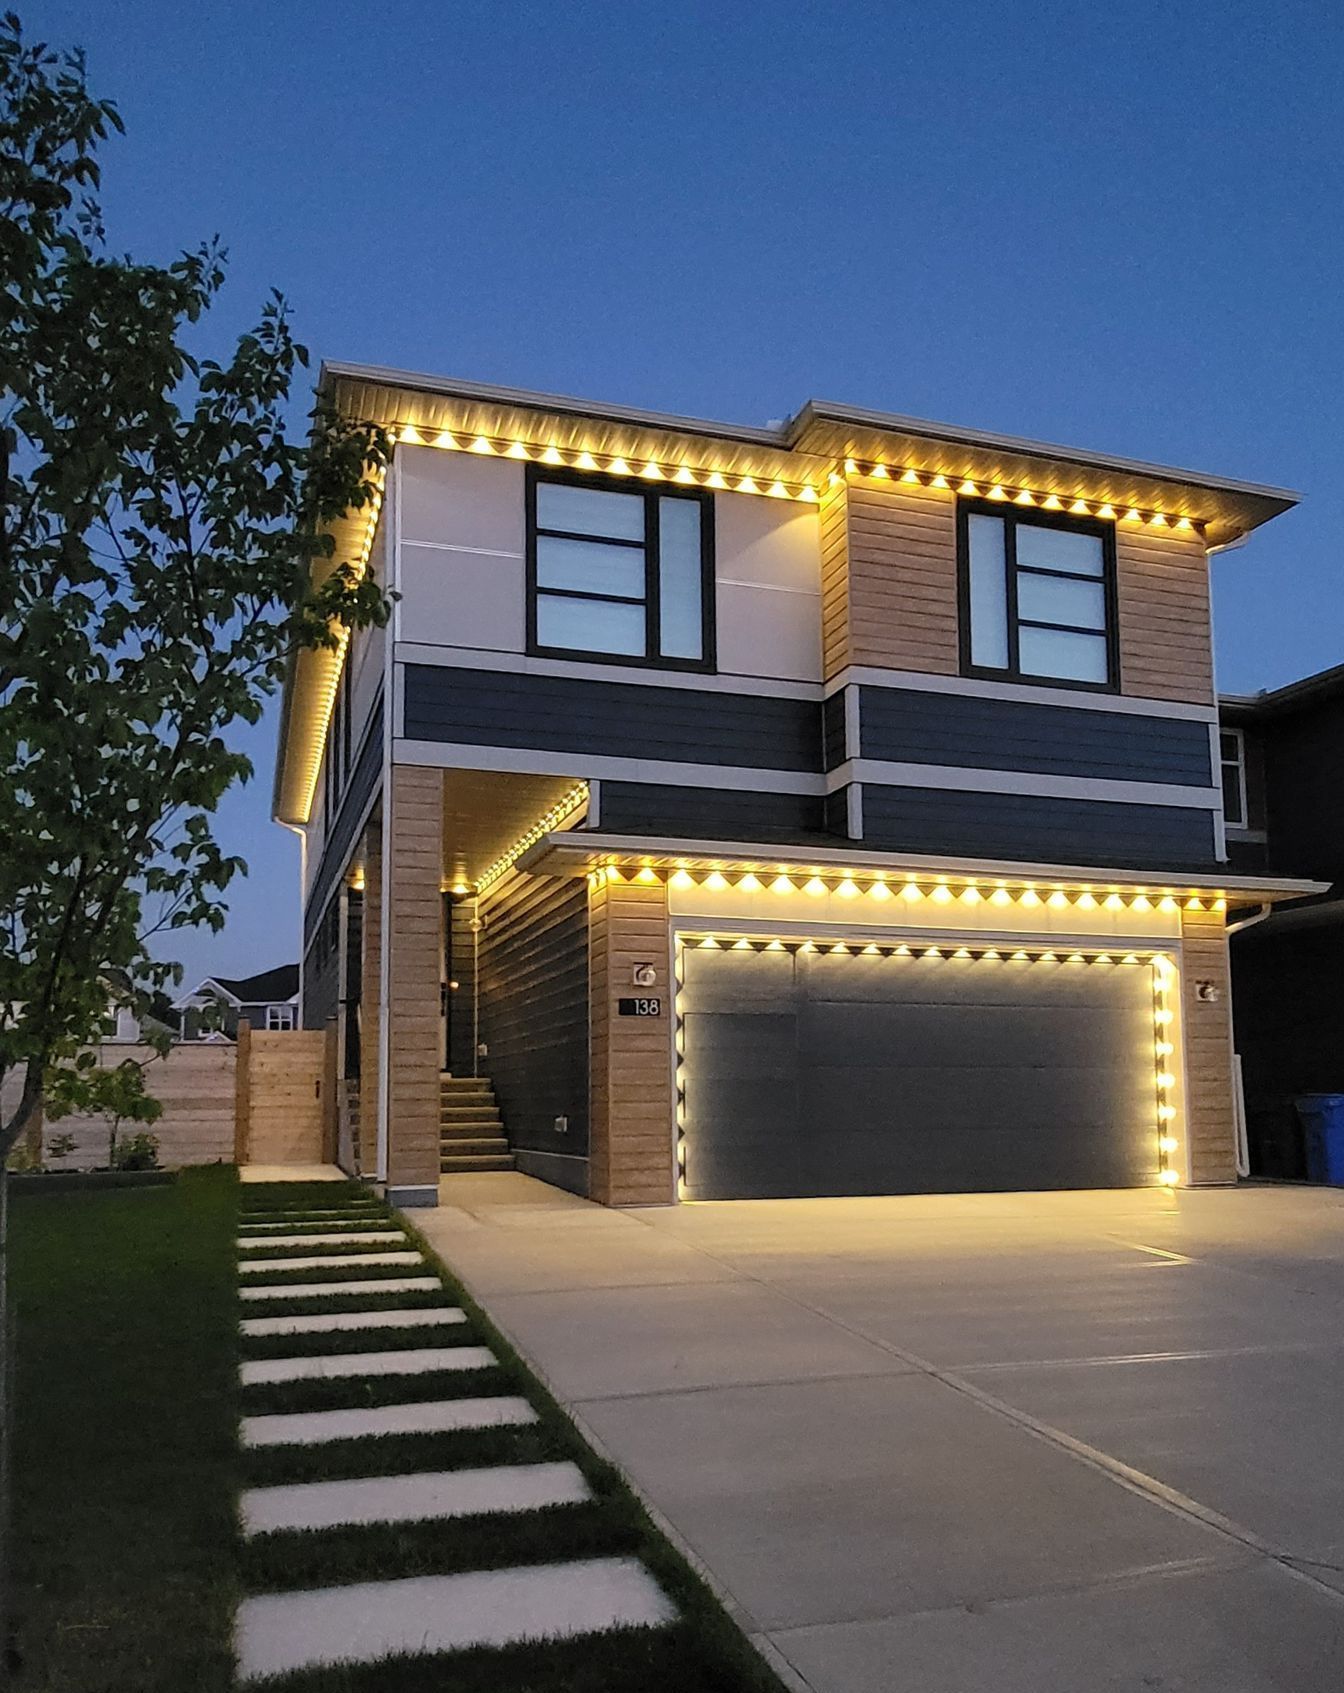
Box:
[518,831,1327,907]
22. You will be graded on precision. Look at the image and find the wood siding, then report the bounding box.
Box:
[589,877,675,1206]
[384,764,443,1191]
[1180,906,1238,1184]
[248,1030,325,1165]
[819,476,850,679]
[843,477,960,679]
[43,1043,236,1170]
[1116,528,1214,705]
[358,814,382,1176]
[478,870,589,1162]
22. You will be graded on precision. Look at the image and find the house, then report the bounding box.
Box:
[172,964,300,1040]
[1219,664,1344,1177]
[272,365,1323,1208]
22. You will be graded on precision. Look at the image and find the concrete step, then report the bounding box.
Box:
[438,1136,511,1154]
[439,1124,510,1141]
[440,1153,515,1173]
[440,1102,500,1118]
[439,1079,495,1096]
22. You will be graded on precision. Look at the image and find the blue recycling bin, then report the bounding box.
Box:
[1295,1095,1344,1185]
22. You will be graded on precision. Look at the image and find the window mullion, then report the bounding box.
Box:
[645,490,662,661]
[1005,516,1021,675]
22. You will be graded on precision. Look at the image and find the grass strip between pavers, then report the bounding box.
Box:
[239,1287,452,1317]
[242,1621,776,1693]
[241,1261,426,1286]
[240,1364,515,1416]
[241,1499,634,1594]
[240,1321,476,1360]
[241,1423,562,1488]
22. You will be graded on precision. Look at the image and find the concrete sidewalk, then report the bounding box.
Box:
[416,1176,1344,1693]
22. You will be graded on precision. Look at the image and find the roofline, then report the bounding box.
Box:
[319,360,1301,510]
[790,399,1301,507]
[1219,659,1344,717]
[518,831,1329,903]
[319,361,783,449]
[170,977,242,1010]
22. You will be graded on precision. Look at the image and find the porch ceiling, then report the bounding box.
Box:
[441,769,585,892]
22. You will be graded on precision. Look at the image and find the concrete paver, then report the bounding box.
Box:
[241,1461,589,1535]
[240,1275,440,1301]
[240,1345,494,1385]
[241,1395,539,1448]
[236,1556,675,1680]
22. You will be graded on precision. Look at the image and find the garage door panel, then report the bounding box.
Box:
[798,1000,1153,1072]
[680,946,1159,1199]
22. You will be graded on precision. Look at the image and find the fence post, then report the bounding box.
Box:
[322,1017,339,1165]
[234,1019,252,1166]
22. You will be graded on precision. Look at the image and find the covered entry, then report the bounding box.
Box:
[676,939,1163,1199]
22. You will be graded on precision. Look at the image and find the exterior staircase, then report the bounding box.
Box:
[439,1074,515,1173]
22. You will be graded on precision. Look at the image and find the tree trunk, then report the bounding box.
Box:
[0,1162,12,1672]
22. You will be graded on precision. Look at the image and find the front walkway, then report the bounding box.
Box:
[418,1176,1344,1693]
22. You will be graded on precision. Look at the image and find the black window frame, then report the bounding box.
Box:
[525,463,716,672]
[956,498,1120,694]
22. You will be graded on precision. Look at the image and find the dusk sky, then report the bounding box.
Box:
[38,0,1344,988]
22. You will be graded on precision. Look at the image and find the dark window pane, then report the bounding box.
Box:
[1015,524,1104,577]
[536,535,644,599]
[658,497,703,660]
[536,481,644,541]
[1018,573,1107,631]
[535,593,645,655]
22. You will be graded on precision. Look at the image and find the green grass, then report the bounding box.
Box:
[9,1165,239,1693]
[12,1170,788,1693]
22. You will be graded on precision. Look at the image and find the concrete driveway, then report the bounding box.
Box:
[416,1178,1344,1693]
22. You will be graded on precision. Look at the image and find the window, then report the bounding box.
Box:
[1220,728,1247,827]
[526,467,714,668]
[265,1005,295,1031]
[959,502,1118,689]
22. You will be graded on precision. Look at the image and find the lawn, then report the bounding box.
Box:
[9,1165,239,1692]
[7,1169,788,1693]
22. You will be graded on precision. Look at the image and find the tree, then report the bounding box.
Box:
[0,13,391,1160]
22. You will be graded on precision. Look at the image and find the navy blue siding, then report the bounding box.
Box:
[822,691,848,771]
[304,693,383,948]
[861,784,1218,871]
[860,688,1213,786]
[404,665,823,773]
[598,781,830,845]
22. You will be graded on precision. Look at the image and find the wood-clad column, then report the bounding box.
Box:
[1181,905,1238,1185]
[384,764,444,1202]
[589,874,674,1206]
[357,814,382,1177]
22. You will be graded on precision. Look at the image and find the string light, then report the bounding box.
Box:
[475,782,590,894]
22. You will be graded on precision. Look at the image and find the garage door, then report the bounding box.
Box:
[678,943,1159,1199]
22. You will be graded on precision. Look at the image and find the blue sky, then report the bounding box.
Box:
[35,0,1344,986]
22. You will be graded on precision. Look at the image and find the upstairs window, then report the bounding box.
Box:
[526,467,714,669]
[266,1005,295,1032]
[959,502,1118,689]
[1220,728,1247,827]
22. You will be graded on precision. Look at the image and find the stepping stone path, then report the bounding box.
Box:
[233,1184,675,1683]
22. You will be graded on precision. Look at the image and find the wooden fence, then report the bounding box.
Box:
[15,1020,338,1172]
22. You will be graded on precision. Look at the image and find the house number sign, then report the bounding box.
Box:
[617,997,662,1017]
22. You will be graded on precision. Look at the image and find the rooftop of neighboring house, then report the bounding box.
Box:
[1221,659,1344,719]
[172,964,299,1010]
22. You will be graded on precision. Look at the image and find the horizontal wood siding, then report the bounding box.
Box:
[385,764,443,1191]
[589,877,674,1206]
[820,477,850,680]
[42,1043,236,1170]
[861,783,1217,870]
[845,478,960,676]
[478,872,589,1164]
[404,665,823,773]
[248,1030,325,1165]
[1180,906,1237,1184]
[860,686,1214,785]
[597,781,830,845]
[1117,529,1214,705]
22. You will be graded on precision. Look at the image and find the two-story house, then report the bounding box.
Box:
[1219,663,1344,1177]
[273,365,1320,1208]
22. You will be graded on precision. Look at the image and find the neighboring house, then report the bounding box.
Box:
[172,964,300,1040]
[273,365,1322,1208]
[1219,664,1344,1177]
